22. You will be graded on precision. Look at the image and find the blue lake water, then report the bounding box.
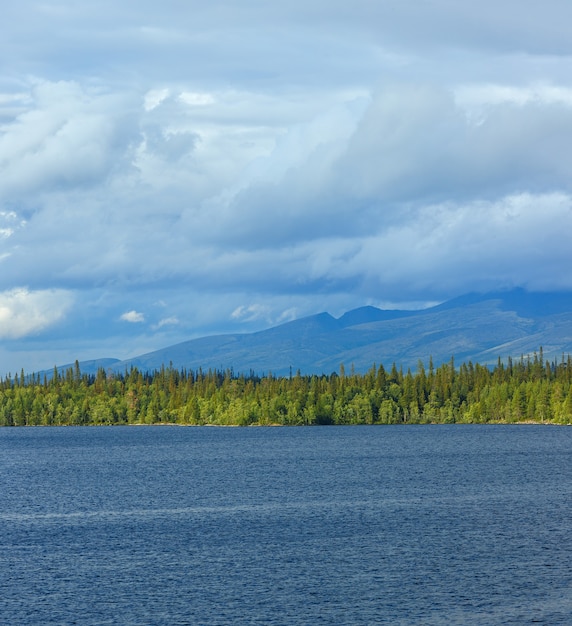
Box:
[1,425,571,625]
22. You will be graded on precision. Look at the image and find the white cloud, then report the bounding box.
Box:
[120,310,145,323]
[455,83,572,114]
[144,88,170,111]
[0,210,25,242]
[178,91,215,106]
[231,304,272,323]
[277,308,298,324]
[231,304,304,327]
[154,316,179,329]
[0,80,138,198]
[0,288,73,339]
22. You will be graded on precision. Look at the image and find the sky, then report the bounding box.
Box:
[1,0,572,375]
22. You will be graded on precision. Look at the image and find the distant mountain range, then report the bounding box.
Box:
[54,289,572,377]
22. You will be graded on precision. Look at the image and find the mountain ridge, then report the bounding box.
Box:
[46,289,572,378]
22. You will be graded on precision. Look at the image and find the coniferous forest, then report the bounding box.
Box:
[1,350,572,426]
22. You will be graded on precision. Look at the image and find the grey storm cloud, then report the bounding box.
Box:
[1,0,572,373]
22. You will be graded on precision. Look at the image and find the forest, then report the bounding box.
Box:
[1,349,572,426]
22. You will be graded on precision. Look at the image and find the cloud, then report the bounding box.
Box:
[231,304,272,323]
[5,1,571,83]
[455,83,572,109]
[144,88,170,112]
[0,80,139,199]
[3,80,571,303]
[179,91,216,106]
[143,125,198,162]
[334,84,572,206]
[231,304,304,327]
[0,210,25,242]
[302,191,572,300]
[1,0,572,375]
[0,288,73,339]
[276,308,298,324]
[188,83,572,257]
[153,316,179,329]
[120,310,145,323]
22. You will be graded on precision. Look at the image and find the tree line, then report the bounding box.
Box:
[1,349,572,426]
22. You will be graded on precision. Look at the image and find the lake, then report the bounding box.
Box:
[1,425,571,625]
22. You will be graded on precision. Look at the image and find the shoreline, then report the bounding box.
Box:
[2,420,570,428]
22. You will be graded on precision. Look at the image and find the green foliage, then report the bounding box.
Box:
[1,350,572,426]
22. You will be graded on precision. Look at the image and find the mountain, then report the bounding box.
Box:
[59,289,572,377]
